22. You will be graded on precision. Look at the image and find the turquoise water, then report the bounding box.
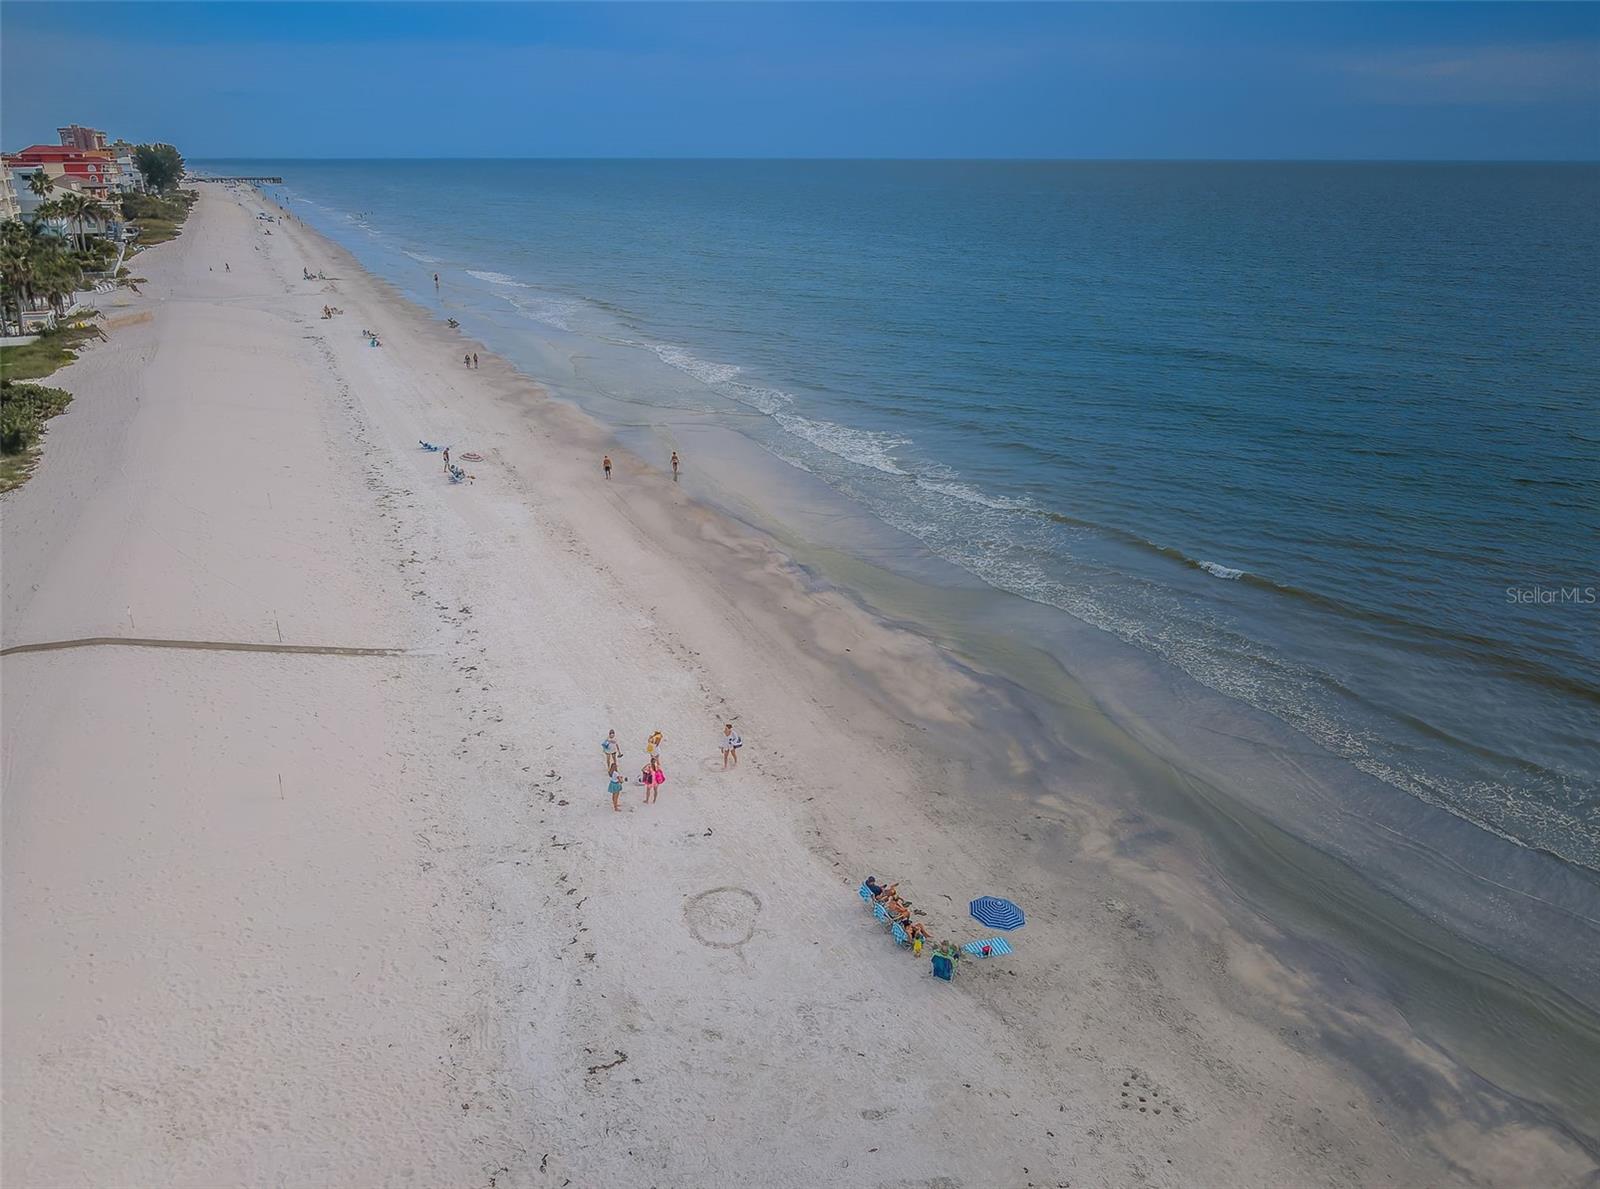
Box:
[222,159,1598,875]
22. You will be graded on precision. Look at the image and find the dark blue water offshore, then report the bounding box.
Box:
[217,159,1598,873]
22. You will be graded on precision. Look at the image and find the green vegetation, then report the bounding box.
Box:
[122,189,196,246]
[0,318,103,382]
[132,219,179,245]
[121,191,195,222]
[1,219,87,337]
[133,143,185,193]
[0,317,98,491]
[0,380,73,490]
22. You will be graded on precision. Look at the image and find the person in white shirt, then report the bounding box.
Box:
[720,723,743,769]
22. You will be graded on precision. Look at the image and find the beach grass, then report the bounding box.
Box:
[0,443,43,492]
[123,189,197,247]
[131,219,181,245]
[0,319,103,383]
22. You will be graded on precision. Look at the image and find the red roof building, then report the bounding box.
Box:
[3,145,118,195]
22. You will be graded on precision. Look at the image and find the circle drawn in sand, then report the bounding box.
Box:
[683,886,762,949]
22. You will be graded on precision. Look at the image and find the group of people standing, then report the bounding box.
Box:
[600,723,742,811]
[601,729,665,812]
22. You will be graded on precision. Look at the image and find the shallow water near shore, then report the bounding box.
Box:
[207,158,1599,1147]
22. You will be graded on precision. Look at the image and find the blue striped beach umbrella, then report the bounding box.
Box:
[969,896,1026,931]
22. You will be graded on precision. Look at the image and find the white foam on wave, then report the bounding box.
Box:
[774,413,908,476]
[645,343,792,415]
[403,249,440,265]
[503,292,579,332]
[1198,560,1244,580]
[915,475,1035,513]
[649,343,741,388]
[467,269,532,288]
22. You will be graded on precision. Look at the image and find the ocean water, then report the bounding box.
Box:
[221,159,1599,878]
[199,158,1600,1133]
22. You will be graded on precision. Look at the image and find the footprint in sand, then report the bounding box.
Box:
[1117,1069,1170,1117]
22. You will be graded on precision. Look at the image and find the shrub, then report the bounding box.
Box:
[0,381,72,454]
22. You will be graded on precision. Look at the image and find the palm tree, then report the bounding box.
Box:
[32,198,63,230]
[1,221,39,335]
[27,170,55,202]
[32,250,82,318]
[58,192,94,253]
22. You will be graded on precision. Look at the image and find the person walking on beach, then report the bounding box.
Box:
[607,764,624,813]
[720,723,742,769]
[464,353,471,369]
[472,353,479,369]
[602,455,613,480]
[645,730,663,762]
[645,756,665,804]
[601,729,622,771]
[442,446,450,473]
[671,451,680,481]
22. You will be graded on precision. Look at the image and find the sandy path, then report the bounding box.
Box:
[4,189,1590,1188]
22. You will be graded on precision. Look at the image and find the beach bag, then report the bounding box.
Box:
[931,955,954,981]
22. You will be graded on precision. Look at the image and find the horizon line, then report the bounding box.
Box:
[183,154,1600,165]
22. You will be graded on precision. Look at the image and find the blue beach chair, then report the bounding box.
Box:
[962,937,1014,959]
[931,954,955,981]
[859,884,875,903]
[872,903,890,925]
[891,923,910,947]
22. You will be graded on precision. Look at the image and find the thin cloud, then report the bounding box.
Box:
[1331,41,1600,106]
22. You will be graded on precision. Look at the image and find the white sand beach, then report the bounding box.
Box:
[3,188,1592,1187]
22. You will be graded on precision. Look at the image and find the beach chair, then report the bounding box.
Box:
[448,465,467,484]
[872,903,890,925]
[859,884,875,903]
[891,923,910,948]
[961,937,1014,959]
[931,954,955,981]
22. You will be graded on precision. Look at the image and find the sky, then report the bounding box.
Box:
[2,2,1597,160]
